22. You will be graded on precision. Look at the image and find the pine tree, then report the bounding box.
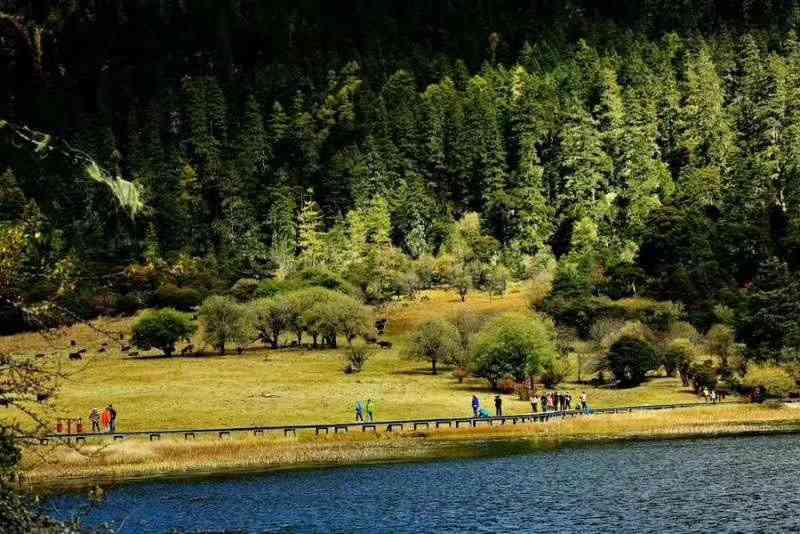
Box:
[297,191,324,266]
[0,168,26,222]
[236,94,270,204]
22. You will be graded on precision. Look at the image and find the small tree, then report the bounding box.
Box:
[486,263,510,298]
[344,344,374,373]
[470,313,558,389]
[540,357,572,388]
[742,364,796,398]
[199,295,250,355]
[335,297,373,345]
[661,338,698,384]
[303,301,340,347]
[451,265,472,302]
[249,297,289,348]
[406,319,461,374]
[602,335,658,387]
[131,308,196,357]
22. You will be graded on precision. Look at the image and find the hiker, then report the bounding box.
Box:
[107,404,117,432]
[566,394,572,411]
[540,394,548,412]
[494,395,503,416]
[531,397,538,413]
[702,387,710,402]
[89,408,100,432]
[547,394,555,411]
[101,406,111,432]
[478,406,491,418]
[710,390,717,404]
[366,398,375,422]
[472,395,480,417]
[580,392,588,412]
[355,400,365,422]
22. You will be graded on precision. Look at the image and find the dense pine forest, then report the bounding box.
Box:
[1,0,799,362]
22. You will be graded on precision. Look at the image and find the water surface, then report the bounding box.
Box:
[45,434,800,533]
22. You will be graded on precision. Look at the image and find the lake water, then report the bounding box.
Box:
[44,434,800,533]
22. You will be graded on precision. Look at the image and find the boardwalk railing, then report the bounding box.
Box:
[33,401,745,445]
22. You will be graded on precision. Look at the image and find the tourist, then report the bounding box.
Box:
[531,397,538,413]
[90,408,100,432]
[566,394,572,411]
[710,390,717,404]
[366,398,375,422]
[472,395,480,417]
[494,395,503,416]
[580,392,588,412]
[540,394,548,412]
[478,406,491,418]
[107,403,117,432]
[703,387,710,402]
[355,400,365,422]
[101,406,111,432]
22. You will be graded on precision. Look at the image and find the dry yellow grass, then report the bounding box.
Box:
[0,286,712,433]
[21,405,800,488]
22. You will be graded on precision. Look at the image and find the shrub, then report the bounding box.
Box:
[253,278,304,299]
[414,254,437,289]
[526,269,554,310]
[153,284,203,311]
[486,263,510,297]
[344,344,374,374]
[230,278,260,302]
[689,359,718,392]
[406,319,462,374]
[450,265,472,302]
[303,301,340,347]
[471,313,558,389]
[602,335,658,387]
[199,296,250,354]
[282,287,342,344]
[301,292,371,348]
[742,365,796,398]
[661,338,699,384]
[249,297,289,348]
[130,308,197,357]
[540,357,573,388]
[289,267,360,298]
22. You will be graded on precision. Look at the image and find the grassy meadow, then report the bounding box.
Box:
[0,286,710,433]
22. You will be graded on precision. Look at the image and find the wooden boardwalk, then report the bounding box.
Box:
[35,401,742,445]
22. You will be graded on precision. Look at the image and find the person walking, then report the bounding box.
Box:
[547,393,555,411]
[366,398,375,422]
[494,395,503,417]
[472,395,480,418]
[107,403,117,432]
[355,400,365,422]
[580,392,588,412]
[702,387,709,402]
[710,390,717,404]
[540,394,548,412]
[531,397,538,413]
[101,406,110,432]
[90,408,100,432]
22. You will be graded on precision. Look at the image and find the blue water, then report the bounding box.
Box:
[45,434,800,533]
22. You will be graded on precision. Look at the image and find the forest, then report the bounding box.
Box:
[1,0,800,364]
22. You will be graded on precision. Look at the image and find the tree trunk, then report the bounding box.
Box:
[271,333,278,349]
[432,358,437,375]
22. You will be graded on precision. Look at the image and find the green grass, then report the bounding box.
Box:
[1,286,711,433]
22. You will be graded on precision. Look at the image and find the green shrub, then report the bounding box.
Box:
[470,313,558,389]
[249,297,289,348]
[229,278,260,302]
[131,308,197,357]
[253,278,304,299]
[742,365,796,398]
[406,319,462,374]
[601,335,658,387]
[540,357,572,388]
[153,284,203,311]
[662,338,699,384]
[199,295,251,354]
[344,344,374,374]
[289,267,360,298]
[112,293,142,316]
[689,359,718,392]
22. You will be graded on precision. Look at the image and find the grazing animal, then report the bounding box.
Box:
[236,346,244,355]
[36,393,50,402]
[364,335,377,344]
[70,340,77,347]
[119,333,125,340]
[34,353,45,358]
[180,344,194,355]
[100,342,108,347]
[97,347,106,353]
[129,351,139,357]
[68,352,82,360]
[374,319,388,335]
[289,340,299,347]
[377,341,393,349]
[121,345,130,352]
[77,348,88,354]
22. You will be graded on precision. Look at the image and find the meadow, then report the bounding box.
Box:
[0,286,708,433]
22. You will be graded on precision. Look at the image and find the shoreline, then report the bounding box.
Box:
[23,405,800,492]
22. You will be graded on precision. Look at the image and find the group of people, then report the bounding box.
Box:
[89,404,117,433]
[470,392,589,418]
[701,387,726,404]
[354,399,376,422]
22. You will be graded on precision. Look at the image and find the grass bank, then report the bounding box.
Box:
[22,405,800,489]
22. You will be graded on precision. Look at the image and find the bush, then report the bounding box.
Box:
[406,319,462,374]
[289,267,360,298]
[199,295,251,354]
[230,278,260,302]
[282,287,342,345]
[414,254,437,289]
[153,284,203,311]
[301,292,371,348]
[742,365,796,398]
[540,357,573,388]
[131,308,197,357]
[526,269,554,310]
[344,344,374,374]
[602,335,658,387]
[471,313,558,389]
[253,278,304,299]
[689,359,718,392]
[661,338,699,384]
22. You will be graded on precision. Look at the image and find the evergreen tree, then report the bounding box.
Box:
[297,191,324,267]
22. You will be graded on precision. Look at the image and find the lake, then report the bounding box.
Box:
[44,434,800,533]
